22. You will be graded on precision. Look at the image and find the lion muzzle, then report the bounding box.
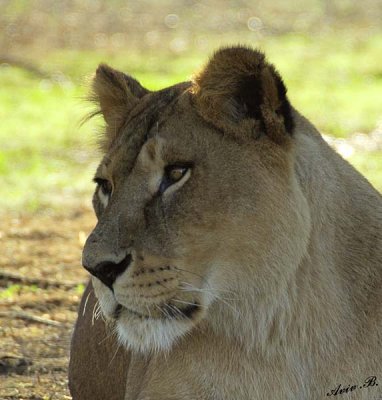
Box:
[82,232,132,290]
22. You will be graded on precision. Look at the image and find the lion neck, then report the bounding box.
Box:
[203,110,382,370]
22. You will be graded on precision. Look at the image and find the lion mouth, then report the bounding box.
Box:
[113,302,200,320]
[113,304,145,319]
[165,303,199,319]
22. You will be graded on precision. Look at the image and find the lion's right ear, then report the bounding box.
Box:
[91,64,149,138]
[192,47,294,145]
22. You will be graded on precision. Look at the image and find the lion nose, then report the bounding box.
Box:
[83,254,132,290]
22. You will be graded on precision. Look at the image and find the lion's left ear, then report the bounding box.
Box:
[192,46,294,144]
[91,64,149,146]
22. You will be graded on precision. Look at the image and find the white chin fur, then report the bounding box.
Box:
[116,311,193,353]
[91,277,118,318]
[92,277,206,353]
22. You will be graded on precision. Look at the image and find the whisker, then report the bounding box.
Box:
[165,305,174,320]
[95,303,102,320]
[98,326,117,345]
[180,283,238,301]
[175,267,239,297]
[108,327,121,367]
[173,266,209,284]
[214,295,242,318]
[157,281,170,290]
[154,304,169,319]
[180,282,242,318]
[92,300,100,326]
[165,303,185,320]
[82,289,92,316]
[145,305,152,319]
[99,311,106,322]
[108,344,121,367]
[172,298,207,309]
[180,280,238,296]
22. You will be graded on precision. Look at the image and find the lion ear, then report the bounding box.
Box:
[92,64,149,133]
[192,47,294,144]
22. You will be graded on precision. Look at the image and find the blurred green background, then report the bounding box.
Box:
[1,0,381,213]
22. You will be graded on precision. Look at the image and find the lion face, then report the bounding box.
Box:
[82,47,311,353]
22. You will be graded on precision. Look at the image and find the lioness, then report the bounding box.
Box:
[69,46,382,400]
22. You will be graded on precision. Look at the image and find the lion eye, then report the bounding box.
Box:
[159,165,190,194]
[168,166,186,182]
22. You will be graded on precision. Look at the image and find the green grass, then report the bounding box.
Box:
[0,32,381,211]
[0,284,40,300]
[0,67,98,211]
[0,282,84,300]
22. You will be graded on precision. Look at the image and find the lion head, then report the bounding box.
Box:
[82,46,311,353]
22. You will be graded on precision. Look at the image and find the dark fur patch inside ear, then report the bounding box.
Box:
[238,75,263,120]
[236,70,294,136]
[237,75,265,132]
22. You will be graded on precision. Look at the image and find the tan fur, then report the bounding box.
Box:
[69,47,382,400]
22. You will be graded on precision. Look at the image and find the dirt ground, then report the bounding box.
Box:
[0,206,96,400]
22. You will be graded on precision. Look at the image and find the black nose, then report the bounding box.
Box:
[83,254,132,290]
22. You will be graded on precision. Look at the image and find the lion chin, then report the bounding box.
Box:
[93,277,206,353]
[115,306,198,353]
